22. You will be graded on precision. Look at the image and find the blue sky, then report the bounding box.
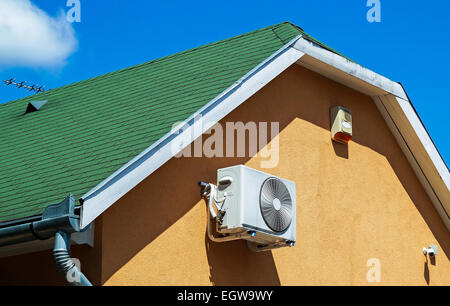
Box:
[0,0,449,164]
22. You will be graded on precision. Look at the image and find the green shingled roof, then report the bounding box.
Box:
[0,22,337,224]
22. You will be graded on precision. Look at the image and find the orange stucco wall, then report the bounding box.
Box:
[0,64,448,286]
[99,64,450,285]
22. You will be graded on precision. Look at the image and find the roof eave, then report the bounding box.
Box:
[292,37,450,230]
[79,35,450,232]
[79,35,306,229]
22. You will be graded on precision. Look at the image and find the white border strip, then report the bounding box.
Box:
[373,96,450,231]
[80,36,305,228]
[291,36,449,228]
[80,33,449,231]
[394,96,450,192]
[292,37,408,101]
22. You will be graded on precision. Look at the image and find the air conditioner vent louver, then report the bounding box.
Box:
[259,177,293,232]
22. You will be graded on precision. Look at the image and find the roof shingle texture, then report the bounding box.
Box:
[0,22,332,224]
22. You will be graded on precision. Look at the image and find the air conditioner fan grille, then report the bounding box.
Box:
[259,177,293,232]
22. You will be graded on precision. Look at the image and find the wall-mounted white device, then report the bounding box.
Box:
[423,244,438,258]
[330,106,352,144]
[200,165,296,252]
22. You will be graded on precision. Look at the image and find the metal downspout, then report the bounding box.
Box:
[0,195,93,286]
[53,230,92,286]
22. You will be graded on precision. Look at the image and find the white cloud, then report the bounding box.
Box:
[0,0,77,68]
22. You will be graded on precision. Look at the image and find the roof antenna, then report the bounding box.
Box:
[3,78,46,94]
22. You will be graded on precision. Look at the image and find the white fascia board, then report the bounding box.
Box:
[373,96,450,231]
[291,36,449,229]
[292,37,408,101]
[382,95,450,223]
[79,36,306,229]
[80,32,449,231]
[394,96,450,194]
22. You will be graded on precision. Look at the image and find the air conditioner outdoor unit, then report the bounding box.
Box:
[201,165,296,252]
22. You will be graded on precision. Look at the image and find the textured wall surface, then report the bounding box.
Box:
[100,64,450,286]
[0,64,448,286]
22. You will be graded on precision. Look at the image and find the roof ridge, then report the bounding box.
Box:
[286,22,352,61]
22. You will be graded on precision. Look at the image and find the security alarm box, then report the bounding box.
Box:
[330,106,352,144]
